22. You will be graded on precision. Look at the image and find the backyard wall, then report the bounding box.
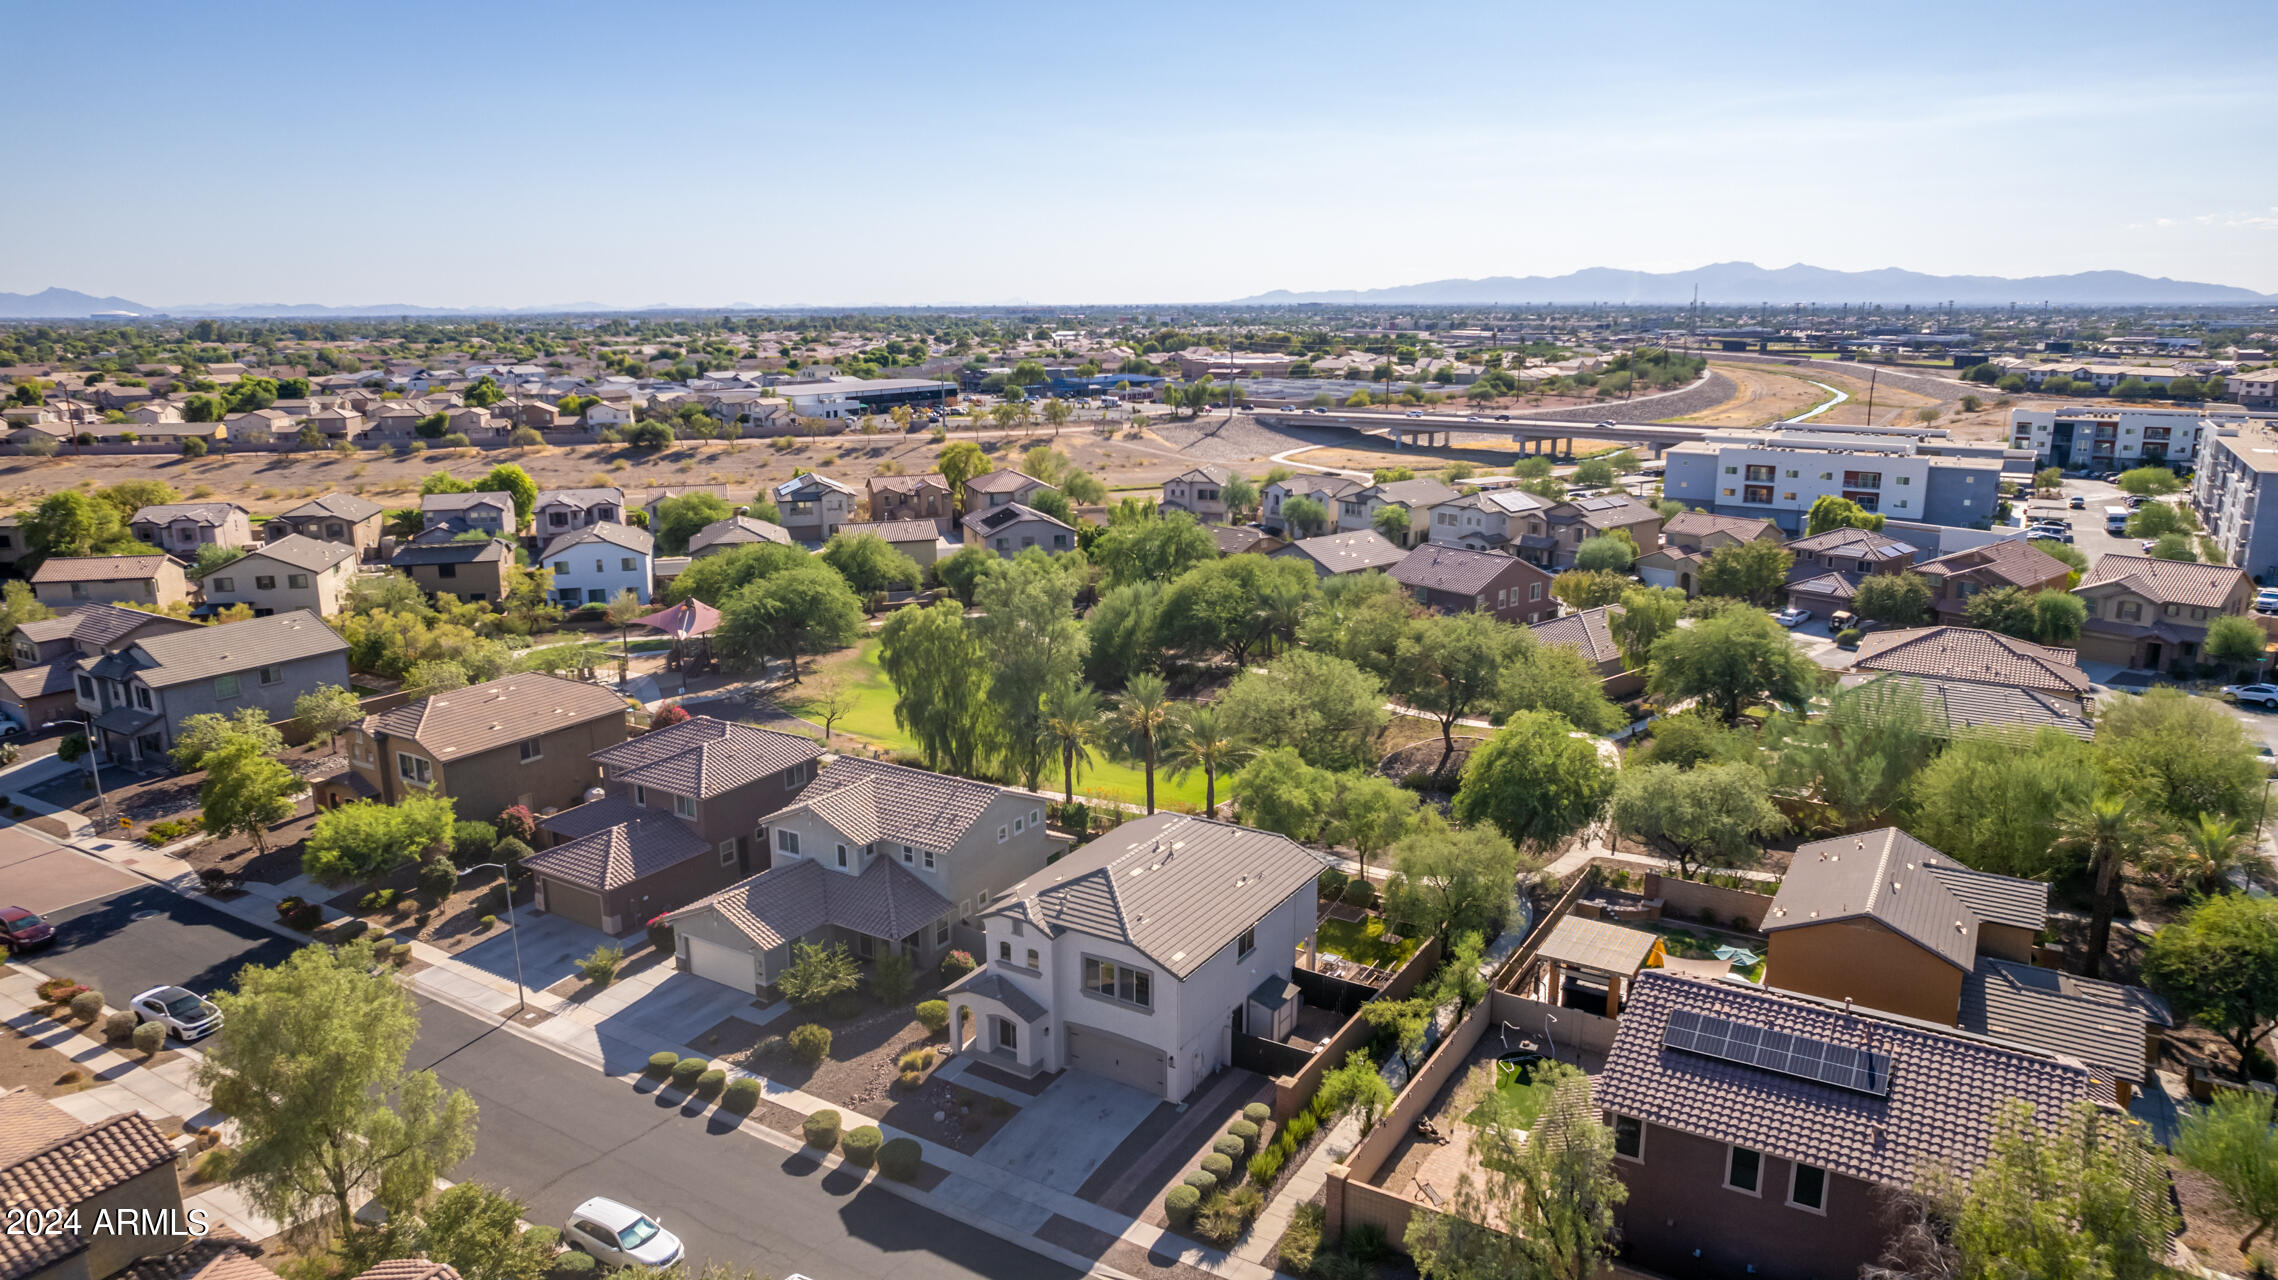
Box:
[1638,871,1775,931]
[1493,989,1619,1059]
[1490,867,1598,992]
[1347,995,1497,1183]
[1270,933,1443,1121]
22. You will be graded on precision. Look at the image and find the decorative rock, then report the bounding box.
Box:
[933,1110,946,1122]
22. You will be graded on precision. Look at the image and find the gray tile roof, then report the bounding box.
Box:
[539,521,654,561]
[29,554,175,583]
[1595,971,2092,1191]
[535,486,624,510]
[1958,958,2164,1088]
[538,793,643,841]
[390,538,510,567]
[589,715,821,799]
[966,469,1050,494]
[1368,477,1460,509]
[240,534,354,575]
[366,672,626,760]
[280,492,384,522]
[671,855,950,949]
[961,502,1075,537]
[1852,626,2089,696]
[129,610,346,689]
[521,812,709,892]
[1663,511,1778,543]
[1389,543,1534,596]
[1787,527,1919,561]
[130,501,244,526]
[835,520,941,544]
[420,490,516,515]
[1764,828,1979,972]
[768,757,1008,849]
[686,515,791,554]
[1528,604,1626,666]
[943,967,1046,1022]
[1854,672,2096,741]
[990,813,1326,981]
[11,602,189,650]
[1535,915,1661,975]
[1275,529,1406,574]
[1918,855,2051,933]
[0,661,76,701]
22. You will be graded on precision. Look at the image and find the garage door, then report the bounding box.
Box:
[686,937,755,992]
[1064,1023,1167,1096]
[539,879,605,932]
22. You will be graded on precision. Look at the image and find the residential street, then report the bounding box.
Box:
[7,856,1075,1280]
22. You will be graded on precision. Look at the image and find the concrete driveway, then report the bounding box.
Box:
[974,1069,1163,1193]
[453,912,619,991]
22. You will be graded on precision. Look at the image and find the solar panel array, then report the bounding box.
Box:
[1663,1008,1893,1097]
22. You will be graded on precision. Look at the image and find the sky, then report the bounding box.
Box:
[4,0,2275,307]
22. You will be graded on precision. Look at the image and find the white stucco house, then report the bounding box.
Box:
[944,813,1327,1101]
[542,521,655,606]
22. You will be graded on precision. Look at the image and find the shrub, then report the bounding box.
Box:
[790,1022,832,1065]
[1318,867,1348,897]
[646,915,674,955]
[577,944,626,986]
[915,999,949,1034]
[1212,1134,1247,1163]
[1183,1170,1218,1197]
[418,857,458,897]
[896,1069,923,1091]
[1279,1203,1324,1272]
[721,1076,761,1112]
[897,1047,936,1073]
[357,888,397,911]
[69,990,103,1022]
[556,1252,596,1276]
[1165,1184,1202,1229]
[939,950,977,982]
[1227,1119,1260,1155]
[1243,1102,1272,1125]
[331,918,369,943]
[802,1109,842,1150]
[508,426,545,447]
[1196,1185,1264,1247]
[1249,1145,1285,1186]
[1340,878,1376,908]
[841,1125,883,1167]
[647,1051,679,1077]
[877,1137,921,1181]
[477,914,497,929]
[695,1068,726,1098]
[192,1146,234,1183]
[669,1057,707,1089]
[1835,627,1862,647]
[452,820,498,865]
[133,1020,166,1055]
[103,1010,136,1041]
[871,951,913,1003]
[1202,1152,1235,1182]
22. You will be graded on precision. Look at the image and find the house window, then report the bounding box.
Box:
[778,829,799,855]
[1788,1162,1827,1213]
[77,675,95,699]
[438,563,457,579]
[69,583,86,599]
[1030,807,1041,827]
[214,674,240,699]
[902,845,914,864]
[836,843,848,867]
[397,753,432,786]
[1238,927,1255,959]
[997,824,1008,843]
[1726,1145,1762,1195]
[255,575,276,591]
[621,557,636,572]
[936,916,951,945]
[999,941,1012,962]
[1026,948,1039,969]
[134,686,152,710]
[1612,1114,1644,1161]
[674,794,697,820]
[518,738,542,762]
[1012,815,1024,834]
[780,764,803,786]
[719,840,737,867]
[1082,956,1153,1010]
[923,848,935,870]
[288,574,309,589]
[1529,582,1543,601]
[213,576,234,592]
[258,665,283,686]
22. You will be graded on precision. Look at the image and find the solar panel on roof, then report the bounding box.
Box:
[1661,1008,1893,1098]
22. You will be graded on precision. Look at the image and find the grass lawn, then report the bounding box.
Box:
[1315,913,1421,970]
[779,640,1213,812]
[1653,926,1722,959]
[1467,1055,1558,1130]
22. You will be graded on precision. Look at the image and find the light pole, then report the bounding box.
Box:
[41,717,106,817]
[459,861,527,1014]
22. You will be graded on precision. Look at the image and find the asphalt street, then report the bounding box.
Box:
[2,854,1076,1280]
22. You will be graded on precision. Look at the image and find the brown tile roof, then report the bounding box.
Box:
[522,812,710,891]
[0,1090,85,1165]
[1854,673,2094,742]
[589,715,821,798]
[29,554,174,584]
[1595,971,2092,1191]
[0,1111,179,1271]
[1171,464,1235,485]
[1212,526,1277,555]
[1851,626,2090,696]
[1563,493,1660,530]
[130,610,346,689]
[769,757,1008,849]
[686,515,792,554]
[351,1262,461,1280]
[538,793,643,841]
[965,469,1050,493]
[391,539,511,568]
[1786,527,1919,561]
[240,534,354,575]
[1916,539,2071,590]
[114,1237,277,1280]
[835,520,940,544]
[1765,828,1978,971]
[535,486,624,510]
[420,490,515,515]
[1917,854,2051,933]
[1787,570,1861,601]
[130,502,244,526]
[367,673,626,760]
[1528,604,1626,666]
[671,854,950,949]
[1389,544,1534,596]
[1662,511,1778,543]
[280,492,384,522]
[2078,553,2249,608]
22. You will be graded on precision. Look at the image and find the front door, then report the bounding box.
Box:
[2144,642,2164,670]
[993,1016,1017,1052]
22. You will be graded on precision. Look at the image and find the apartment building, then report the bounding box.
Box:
[2190,418,2278,581]
[1663,431,2001,532]
[2006,406,2233,470]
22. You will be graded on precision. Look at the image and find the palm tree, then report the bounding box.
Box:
[1117,673,1173,815]
[1253,577,1311,659]
[2164,811,2249,894]
[1163,704,1252,819]
[2054,792,2158,979]
[1041,677,1105,804]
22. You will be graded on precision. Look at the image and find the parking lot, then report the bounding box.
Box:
[2017,475,2150,564]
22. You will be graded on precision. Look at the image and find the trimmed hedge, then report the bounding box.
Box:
[1201,1153,1234,1182]
[790,1023,832,1065]
[647,1051,679,1077]
[669,1057,707,1089]
[915,999,949,1034]
[132,1020,166,1055]
[1183,1170,1217,1196]
[556,1252,597,1276]
[1227,1119,1260,1155]
[722,1077,761,1113]
[1165,1185,1201,1229]
[877,1137,921,1182]
[695,1068,726,1098]
[802,1109,842,1150]
[1243,1102,1272,1125]
[103,1010,136,1041]
[1211,1134,1247,1162]
[841,1125,884,1167]
[69,990,104,1022]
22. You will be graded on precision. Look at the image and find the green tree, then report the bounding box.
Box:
[2034,466,2064,490]
[2144,893,2278,1074]
[1221,473,1258,521]
[478,464,537,527]
[1040,677,1106,803]
[292,685,365,750]
[780,940,861,1007]
[1297,569,1415,678]
[936,441,992,512]
[664,540,804,605]
[2126,500,2192,539]
[1851,572,1933,627]
[1763,679,1935,829]
[2052,793,2161,979]
[2162,812,2252,895]
[1163,702,1250,818]
[1218,649,1387,772]
[1279,494,1330,537]
[1091,508,1217,589]
[1647,607,1822,722]
[303,795,457,886]
[1609,586,1684,670]
[1609,761,1786,879]
[462,375,504,408]
[2115,466,2183,497]
[650,492,734,556]
[1498,633,1627,735]
[1906,728,2098,879]
[1116,673,1173,813]
[2208,614,2267,679]
[878,601,990,775]
[2098,687,2263,824]
[1371,504,1413,544]
[198,940,477,1238]
[1571,533,1634,573]
[200,740,305,858]
[171,707,287,772]
[600,588,647,679]
[1693,537,1794,606]
[625,421,672,449]
[1326,773,1421,884]
[1634,710,1752,769]
[1805,495,1885,534]
[1083,581,1165,688]
[1155,555,1319,667]
[1958,1100,2175,1280]
[420,472,473,496]
[2176,1089,2278,1256]
[1550,569,1628,612]
[933,544,999,606]
[1408,1064,1623,1280]
[1453,711,1615,852]
[973,550,1088,790]
[23,491,139,560]
[717,564,864,682]
[820,532,923,597]
[1382,819,1529,946]
[1229,748,1339,842]
[1313,1050,1394,1132]
[413,1183,558,1280]
[1571,456,1617,488]
[2150,531,2196,561]
[1393,611,1515,779]
[1961,584,2087,645]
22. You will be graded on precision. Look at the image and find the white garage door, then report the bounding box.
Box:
[686,937,754,992]
[1065,1023,1168,1096]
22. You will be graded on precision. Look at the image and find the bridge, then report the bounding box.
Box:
[1249,409,1943,457]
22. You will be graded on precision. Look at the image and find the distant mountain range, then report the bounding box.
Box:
[0,288,676,319]
[1230,262,2278,307]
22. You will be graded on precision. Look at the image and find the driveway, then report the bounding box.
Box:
[451,912,620,992]
[973,1069,1163,1192]
[0,824,143,915]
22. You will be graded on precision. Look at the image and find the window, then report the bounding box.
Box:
[673,794,697,820]
[1788,1162,1827,1213]
[1612,1114,1644,1161]
[1529,582,1543,601]
[1896,475,1912,486]
[438,563,457,579]
[1012,815,1024,834]
[621,557,635,572]
[999,941,1012,962]
[1238,927,1256,959]
[634,785,646,807]
[213,576,234,593]
[214,673,240,699]
[1030,807,1042,827]
[258,665,282,686]
[397,752,432,786]
[1082,956,1153,1009]
[288,574,309,589]
[134,686,152,710]
[902,845,914,864]
[836,843,848,867]
[1726,1145,1762,1195]
[923,847,935,870]
[77,675,95,699]
[70,583,86,599]
[780,763,803,786]
[1026,948,1039,969]
[554,562,568,575]
[255,575,277,591]
[777,829,799,855]
[719,840,737,867]
[997,824,1008,843]
[518,737,542,763]
[936,916,951,945]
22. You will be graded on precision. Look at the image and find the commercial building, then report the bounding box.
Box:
[1663,430,2001,532]
[2191,418,2278,581]
[2006,406,2234,470]
[767,377,954,419]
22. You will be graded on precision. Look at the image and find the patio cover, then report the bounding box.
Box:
[635,598,720,638]
[1536,916,1663,977]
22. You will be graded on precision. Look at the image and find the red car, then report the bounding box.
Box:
[0,906,55,952]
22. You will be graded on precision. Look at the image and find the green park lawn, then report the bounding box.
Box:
[1314,913,1422,970]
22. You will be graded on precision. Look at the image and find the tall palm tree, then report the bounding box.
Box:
[1041,677,1105,804]
[2165,811,2249,894]
[2054,792,2158,980]
[1117,673,1173,815]
[1254,577,1310,659]
[1162,704,1252,819]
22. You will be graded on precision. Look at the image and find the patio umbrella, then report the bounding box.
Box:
[633,598,721,639]
[1712,945,1760,966]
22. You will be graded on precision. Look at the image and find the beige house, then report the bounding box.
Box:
[961,503,1076,557]
[834,519,944,568]
[200,535,357,618]
[0,1092,195,1280]
[271,492,386,559]
[128,502,255,557]
[1160,465,1235,523]
[2072,553,2253,670]
[29,555,191,610]
[686,514,793,558]
[964,469,1055,514]
[867,474,954,532]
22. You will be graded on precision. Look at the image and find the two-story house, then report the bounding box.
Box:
[30,555,192,612]
[771,473,860,543]
[419,490,517,537]
[1387,543,1553,623]
[270,493,386,560]
[128,503,254,558]
[315,672,628,821]
[1913,540,2075,624]
[665,758,1061,996]
[963,469,1055,515]
[943,813,1326,1099]
[1636,510,1780,594]
[1425,488,1554,554]
[525,715,826,934]
[200,536,356,619]
[0,604,197,734]
[686,514,792,559]
[77,610,349,765]
[542,522,655,606]
[1261,475,1364,537]
[534,487,625,538]
[2072,552,2254,670]
[1848,625,2092,703]
[1781,526,1921,619]
[961,503,1076,557]
[1529,604,1644,697]
[1160,465,1235,523]
[866,474,954,533]
[1336,478,1460,549]
[389,537,514,605]
[1538,492,1664,569]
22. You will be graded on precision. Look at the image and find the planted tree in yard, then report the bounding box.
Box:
[1279,494,1329,538]
[802,671,858,746]
[1570,532,1634,573]
[1550,569,1627,612]
[1228,748,1337,843]
[1804,494,1884,534]
[1313,1051,1393,1133]
[415,1181,560,1280]
[716,563,863,682]
[1609,585,1684,670]
[1040,676,1106,803]
[1361,995,1434,1073]
[1907,727,2098,881]
[935,441,991,511]
[1647,606,1822,722]
[1116,673,1173,814]
[2142,892,2278,1075]
[171,707,285,772]
[2099,687,2264,825]
[2208,614,2268,681]
[200,740,306,858]
[1326,773,1420,885]
[1216,649,1387,772]
[1382,820,1530,946]
[780,940,860,1008]
[1162,702,1249,819]
[292,685,364,750]
[878,600,989,775]
[820,532,923,597]
[1498,633,1626,735]
[2176,1089,2278,1257]
[1393,611,1513,780]
[2053,792,2161,979]
[973,550,1089,792]
[1452,711,1615,852]
[603,589,647,678]
[1408,1064,1624,1280]
[2115,466,2183,497]
[1609,761,1786,879]
[303,794,456,887]
[1851,572,1933,627]
[1761,679,1936,830]
[1693,537,1793,606]
[198,940,477,1239]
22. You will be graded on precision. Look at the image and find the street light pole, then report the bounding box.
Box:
[459,861,527,1014]
[42,717,106,817]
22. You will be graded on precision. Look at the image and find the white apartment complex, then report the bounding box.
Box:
[2190,421,2278,583]
[2006,406,2237,471]
[1662,431,2003,532]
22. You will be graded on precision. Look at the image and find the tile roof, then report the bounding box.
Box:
[961,503,1074,537]
[0,1110,179,1276]
[11,602,187,650]
[1916,540,2072,590]
[536,487,623,510]
[1270,475,1365,501]
[1917,854,2051,933]
[1663,510,1778,543]
[1852,626,2090,696]
[686,515,791,554]
[29,554,174,584]
[522,812,710,891]
[965,469,1050,493]
[1787,570,1861,601]
[1170,464,1235,485]
[835,520,940,544]
[773,473,858,501]
[1765,828,1979,972]
[390,539,510,567]
[1389,543,1533,596]
[768,757,1007,849]
[943,967,1047,1022]
[2078,553,2249,608]
[0,1090,85,1165]
[1595,971,2092,1190]
[1368,477,1460,509]
[1528,604,1626,667]
[1855,673,2095,741]
[671,854,951,949]
[367,673,627,760]
[240,534,354,575]
[867,473,950,496]
[990,814,1326,981]
[351,1263,462,1280]
[1787,527,1919,561]
[1275,529,1406,574]
[539,521,654,561]
[114,1237,278,1280]
[538,793,643,841]
[130,502,244,526]
[1563,493,1660,530]
[280,492,385,522]
[420,491,515,514]
[1958,958,2165,1089]
[1212,526,1275,555]
[129,610,346,689]
[589,715,821,799]
[1536,915,1661,975]
[0,661,75,702]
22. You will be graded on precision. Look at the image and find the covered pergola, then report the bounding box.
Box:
[635,598,720,674]
[1526,916,1665,1018]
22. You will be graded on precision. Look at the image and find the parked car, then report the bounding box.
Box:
[2140,539,2159,552]
[2256,590,2278,615]
[2069,495,2086,509]
[1772,607,1810,628]
[0,906,55,952]
[130,985,222,1042]
[2126,495,2148,510]
[566,1199,684,1269]
[2031,529,2074,544]
[2223,683,2278,709]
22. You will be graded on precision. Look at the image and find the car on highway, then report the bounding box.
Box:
[130,985,222,1042]
[1466,415,1483,422]
[1495,414,1511,421]
[566,1198,685,1269]
[1597,419,1614,429]
[1309,407,1327,414]
[1404,410,1423,418]
[2224,683,2278,709]
[1771,607,1810,628]
[0,906,55,952]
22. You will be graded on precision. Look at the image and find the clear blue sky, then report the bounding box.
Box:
[5,0,2274,306]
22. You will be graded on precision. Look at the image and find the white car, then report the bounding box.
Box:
[1772,607,1810,628]
[130,986,222,1042]
[565,1198,684,1270]
[2224,684,2278,709]
[1404,410,1424,418]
